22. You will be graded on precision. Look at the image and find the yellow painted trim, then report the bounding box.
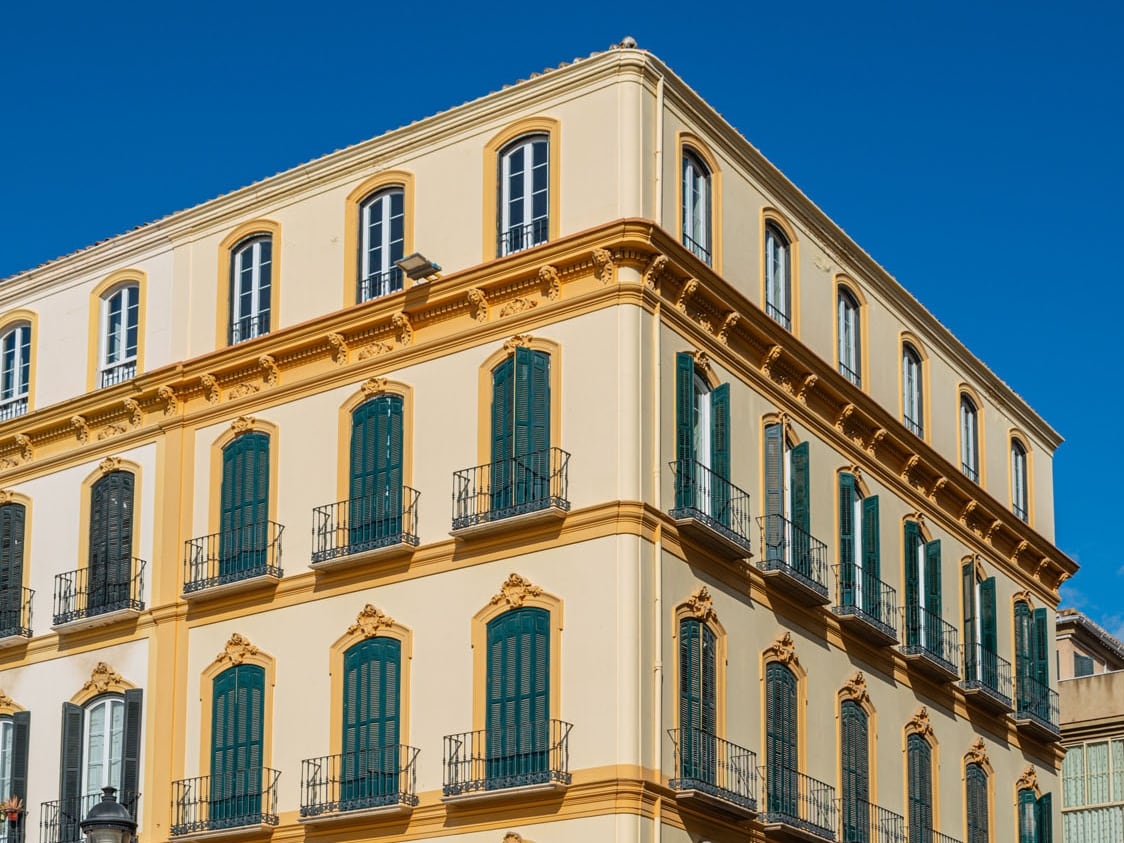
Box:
[957,383,988,489]
[962,743,996,843]
[334,380,415,505]
[902,514,934,544]
[328,606,413,753]
[215,219,283,350]
[470,576,563,733]
[342,171,416,307]
[761,209,801,337]
[676,132,723,273]
[899,332,932,444]
[670,592,728,737]
[837,465,872,499]
[199,636,276,774]
[0,309,38,414]
[71,663,138,705]
[1008,429,1035,527]
[206,417,281,539]
[836,679,879,803]
[77,458,144,584]
[902,716,942,834]
[759,635,808,772]
[0,693,26,716]
[833,276,869,392]
[481,117,561,260]
[475,336,563,468]
[86,269,148,391]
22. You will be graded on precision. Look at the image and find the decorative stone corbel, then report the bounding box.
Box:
[959,500,978,524]
[467,288,489,322]
[123,398,142,428]
[499,298,537,317]
[392,312,413,346]
[71,416,90,444]
[835,404,856,432]
[200,374,220,404]
[984,519,1003,543]
[642,253,669,290]
[761,345,783,375]
[865,427,886,454]
[590,248,614,284]
[1010,539,1029,563]
[797,374,818,404]
[258,354,279,387]
[900,454,919,479]
[716,312,740,345]
[327,333,348,365]
[675,278,699,313]
[158,385,178,416]
[927,476,947,501]
[356,340,392,361]
[538,266,561,301]
[14,435,32,463]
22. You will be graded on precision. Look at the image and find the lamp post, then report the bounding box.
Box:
[80,787,136,843]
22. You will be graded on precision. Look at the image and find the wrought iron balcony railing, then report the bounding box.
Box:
[184,521,283,594]
[312,488,420,564]
[0,587,33,639]
[171,768,280,835]
[839,796,905,843]
[358,267,404,302]
[756,514,830,601]
[230,313,270,345]
[765,302,792,331]
[497,219,549,256]
[909,828,963,843]
[760,765,837,840]
[961,642,1013,709]
[40,792,140,843]
[53,560,145,626]
[98,361,137,388]
[452,448,570,532]
[1014,672,1060,734]
[681,233,712,265]
[443,719,572,797]
[300,746,419,817]
[0,824,25,843]
[961,462,979,483]
[669,459,753,555]
[833,565,898,643]
[668,727,758,814]
[0,397,27,422]
[839,361,861,388]
[901,603,959,678]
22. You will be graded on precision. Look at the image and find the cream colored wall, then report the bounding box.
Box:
[1059,670,1124,727]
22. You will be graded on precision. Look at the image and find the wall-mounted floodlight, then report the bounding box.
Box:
[395,252,442,281]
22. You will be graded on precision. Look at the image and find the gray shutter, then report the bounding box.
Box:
[121,688,143,804]
[838,474,855,607]
[10,710,29,804]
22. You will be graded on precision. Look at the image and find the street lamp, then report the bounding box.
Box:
[80,787,136,843]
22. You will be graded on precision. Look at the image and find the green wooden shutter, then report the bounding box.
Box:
[342,637,401,800]
[904,522,920,646]
[220,433,270,575]
[966,762,989,843]
[1035,792,1053,843]
[678,619,702,779]
[861,495,880,618]
[512,349,550,503]
[790,442,810,575]
[1018,787,1036,843]
[963,561,977,681]
[0,504,24,621]
[841,700,869,843]
[710,383,730,524]
[59,701,84,838]
[924,539,942,656]
[211,664,265,821]
[490,357,514,510]
[258,238,272,334]
[765,662,797,817]
[486,607,550,783]
[10,710,29,806]
[1015,601,1033,708]
[764,424,783,561]
[907,734,933,839]
[675,353,695,510]
[1033,608,1050,691]
[981,577,998,685]
[349,396,404,544]
[121,688,143,804]
[838,474,856,607]
[89,471,134,609]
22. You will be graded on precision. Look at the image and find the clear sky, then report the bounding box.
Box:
[2,1,1121,630]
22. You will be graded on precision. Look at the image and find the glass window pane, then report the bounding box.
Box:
[1089,742,1111,804]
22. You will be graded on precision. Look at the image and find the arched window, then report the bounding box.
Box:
[962,561,997,691]
[837,473,881,621]
[0,503,26,636]
[960,395,980,482]
[763,423,811,577]
[0,323,30,421]
[348,395,405,549]
[678,617,717,782]
[765,661,798,816]
[1014,600,1050,724]
[966,762,989,843]
[497,134,549,256]
[764,223,791,330]
[220,432,271,578]
[1011,439,1029,521]
[99,283,140,387]
[840,700,870,842]
[341,637,402,803]
[211,664,265,824]
[681,151,711,264]
[88,471,135,616]
[358,188,405,302]
[229,235,273,343]
[837,288,861,386]
[902,344,923,437]
[486,607,550,781]
[490,348,551,510]
[907,733,933,840]
[903,521,945,662]
[673,353,730,522]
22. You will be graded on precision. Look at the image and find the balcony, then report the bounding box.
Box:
[668,728,757,819]
[759,766,837,840]
[839,797,905,843]
[98,361,137,388]
[900,605,959,681]
[756,515,831,605]
[451,448,570,536]
[311,489,419,570]
[911,830,962,843]
[0,587,33,646]
[52,560,145,631]
[1013,673,1061,740]
[498,219,549,257]
[831,566,898,646]
[960,643,1013,712]
[442,719,572,803]
[171,768,280,837]
[681,233,712,265]
[358,267,404,303]
[41,792,140,843]
[230,314,269,345]
[299,746,419,822]
[669,460,753,559]
[0,397,27,422]
[183,521,283,598]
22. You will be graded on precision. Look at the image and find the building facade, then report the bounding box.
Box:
[1057,609,1124,841]
[0,44,1072,843]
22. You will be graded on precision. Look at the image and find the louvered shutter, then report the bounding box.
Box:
[90,472,134,608]
[921,539,940,656]
[491,357,514,511]
[342,637,401,800]
[88,474,109,611]
[1015,601,1032,709]
[966,762,989,843]
[765,662,797,816]
[675,354,694,510]
[10,710,29,807]
[211,665,265,821]
[790,442,810,576]
[1018,788,1037,843]
[1036,792,1053,843]
[349,396,404,542]
[486,608,549,783]
[838,474,856,607]
[121,688,143,806]
[678,619,701,778]
[519,350,550,503]
[710,383,730,525]
[841,700,869,842]
[349,398,376,542]
[904,522,920,646]
[0,504,24,622]
[220,433,270,574]
[258,238,272,334]
[1033,608,1050,691]
[963,562,977,681]
[907,734,933,838]
[861,495,880,618]
[59,701,84,838]
[764,424,783,561]
[981,577,998,686]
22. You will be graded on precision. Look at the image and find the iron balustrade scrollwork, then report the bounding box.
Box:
[312,488,420,563]
[452,448,570,531]
[497,219,549,257]
[0,586,32,639]
[760,765,837,839]
[669,459,753,554]
[40,792,140,843]
[183,521,284,593]
[833,565,898,640]
[839,796,906,843]
[171,768,279,835]
[901,603,959,676]
[668,727,758,813]
[359,267,404,303]
[443,719,571,796]
[300,746,419,816]
[756,514,830,599]
[1015,672,1060,732]
[961,641,1013,706]
[910,829,963,843]
[53,559,145,626]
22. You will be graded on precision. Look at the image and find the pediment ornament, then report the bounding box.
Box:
[81,662,128,696]
[764,631,800,668]
[491,574,543,609]
[218,633,259,666]
[348,604,396,638]
[905,706,934,739]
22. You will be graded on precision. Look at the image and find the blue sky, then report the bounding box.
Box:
[2,2,1121,630]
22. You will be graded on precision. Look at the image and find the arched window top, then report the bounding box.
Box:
[960,393,978,413]
[765,220,790,247]
[764,221,793,330]
[682,147,711,177]
[1010,436,1029,521]
[959,393,981,482]
[837,288,862,387]
[497,134,550,256]
[903,342,922,364]
[500,131,548,156]
[901,342,925,438]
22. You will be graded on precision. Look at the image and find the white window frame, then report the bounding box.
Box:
[359,188,405,301]
[99,284,139,387]
[0,718,11,834]
[499,135,549,256]
[960,396,979,481]
[765,224,791,329]
[82,696,124,801]
[1011,440,1028,521]
[230,235,272,343]
[902,345,923,436]
[0,324,30,420]
[681,152,711,264]
[915,533,928,639]
[837,289,861,386]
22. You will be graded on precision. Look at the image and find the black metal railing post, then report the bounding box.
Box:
[183,521,284,593]
[668,728,757,812]
[171,768,280,835]
[41,793,140,843]
[451,448,570,531]
[833,565,898,639]
[311,487,420,563]
[497,219,550,256]
[759,766,837,838]
[1015,672,1060,731]
[961,642,1013,705]
[901,603,960,676]
[98,361,137,388]
[668,459,753,552]
[230,314,270,345]
[359,267,404,302]
[755,514,830,598]
[443,719,572,796]
[299,746,419,816]
[0,586,33,638]
[52,559,146,626]
[681,233,712,265]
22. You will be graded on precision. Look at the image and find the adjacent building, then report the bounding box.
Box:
[0,42,1072,843]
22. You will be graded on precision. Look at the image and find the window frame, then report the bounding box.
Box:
[1010,436,1030,522]
[960,393,981,483]
[88,272,146,390]
[681,149,712,265]
[482,118,560,261]
[98,283,140,387]
[357,187,406,302]
[901,341,925,439]
[497,133,551,257]
[216,220,282,349]
[81,695,125,799]
[836,285,862,387]
[0,319,32,421]
[764,221,793,330]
